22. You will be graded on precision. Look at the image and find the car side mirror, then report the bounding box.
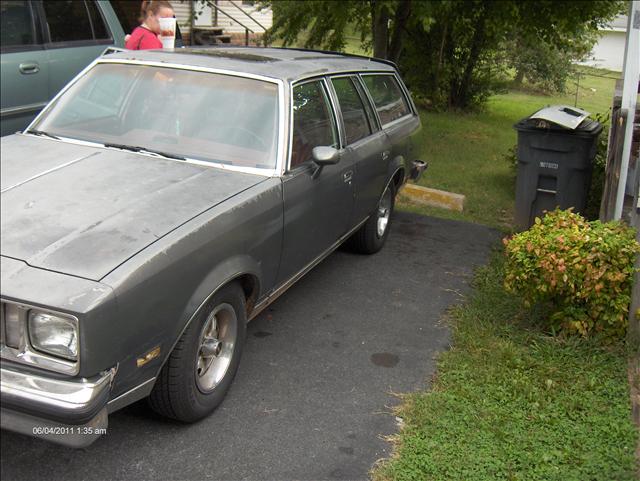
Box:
[312,146,340,166]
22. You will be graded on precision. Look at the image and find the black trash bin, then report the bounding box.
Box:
[514,105,602,230]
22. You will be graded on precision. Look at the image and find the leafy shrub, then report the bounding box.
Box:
[503,209,639,339]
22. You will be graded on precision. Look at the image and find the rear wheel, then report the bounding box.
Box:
[148,283,246,422]
[348,182,396,254]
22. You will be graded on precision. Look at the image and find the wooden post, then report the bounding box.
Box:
[600,107,628,221]
[628,160,640,350]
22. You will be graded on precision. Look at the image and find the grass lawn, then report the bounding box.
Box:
[372,255,638,481]
[401,68,619,229]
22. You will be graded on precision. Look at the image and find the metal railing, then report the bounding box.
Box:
[198,1,267,46]
[228,1,268,33]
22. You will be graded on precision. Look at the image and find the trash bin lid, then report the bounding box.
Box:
[529,105,589,129]
[514,105,602,134]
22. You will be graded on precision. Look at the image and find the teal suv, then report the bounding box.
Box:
[1,0,124,136]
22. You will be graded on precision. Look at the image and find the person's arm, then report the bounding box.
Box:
[125,29,139,49]
[139,31,163,49]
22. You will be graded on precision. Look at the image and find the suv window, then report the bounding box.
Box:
[1,0,36,48]
[291,81,338,169]
[86,0,109,39]
[43,0,108,43]
[331,76,373,145]
[362,74,411,126]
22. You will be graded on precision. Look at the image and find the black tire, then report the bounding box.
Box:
[148,282,247,423]
[348,181,396,254]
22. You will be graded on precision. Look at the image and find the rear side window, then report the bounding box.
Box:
[290,81,338,169]
[86,1,109,39]
[330,76,372,145]
[0,0,36,48]
[43,0,109,43]
[362,74,411,126]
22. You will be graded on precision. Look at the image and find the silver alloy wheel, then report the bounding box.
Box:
[376,186,392,238]
[195,303,237,393]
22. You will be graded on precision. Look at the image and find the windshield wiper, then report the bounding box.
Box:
[103,142,142,152]
[103,143,185,161]
[140,147,185,161]
[27,129,60,140]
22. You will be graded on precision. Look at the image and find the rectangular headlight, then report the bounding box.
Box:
[28,311,78,361]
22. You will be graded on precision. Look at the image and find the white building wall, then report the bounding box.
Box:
[583,31,627,71]
[210,1,272,34]
[173,2,193,34]
[174,1,272,37]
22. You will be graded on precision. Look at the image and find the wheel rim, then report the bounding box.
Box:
[195,303,237,393]
[376,187,392,238]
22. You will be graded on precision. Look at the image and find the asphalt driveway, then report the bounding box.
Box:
[0,212,500,481]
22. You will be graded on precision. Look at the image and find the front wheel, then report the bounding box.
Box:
[148,282,247,423]
[348,182,396,254]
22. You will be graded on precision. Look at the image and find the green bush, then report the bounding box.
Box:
[503,209,639,339]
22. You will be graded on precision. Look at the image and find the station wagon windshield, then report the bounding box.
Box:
[31,63,280,170]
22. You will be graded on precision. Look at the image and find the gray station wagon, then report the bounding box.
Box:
[0,47,426,447]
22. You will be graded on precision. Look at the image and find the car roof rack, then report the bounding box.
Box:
[270,46,399,69]
[99,44,398,69]
[178,43,398,69]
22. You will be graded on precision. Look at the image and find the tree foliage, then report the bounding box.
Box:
[261,0,624,110]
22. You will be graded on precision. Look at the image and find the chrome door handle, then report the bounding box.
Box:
[19,62,39,74]
[343,170,353,183]
[382,150,390,161]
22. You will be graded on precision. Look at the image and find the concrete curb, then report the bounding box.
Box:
[400,183,465,212]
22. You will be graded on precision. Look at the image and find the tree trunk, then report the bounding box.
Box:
[371,1,389,59]
[451,7,488,108]
[388,0,412,63]
[433,22,447,95]
[514,68,525,85]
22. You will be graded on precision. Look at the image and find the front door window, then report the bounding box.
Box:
[290,81,338,169]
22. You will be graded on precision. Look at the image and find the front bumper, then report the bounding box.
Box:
[0,365,113,447]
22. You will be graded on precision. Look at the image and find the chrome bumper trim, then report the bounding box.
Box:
[107,377,156,413]
[1,407,108,448]
[0,365,113,425]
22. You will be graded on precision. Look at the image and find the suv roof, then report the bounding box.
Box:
[103,46,397,82]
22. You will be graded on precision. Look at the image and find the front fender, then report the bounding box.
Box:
[146,253,262,382]
[101,179,282,401]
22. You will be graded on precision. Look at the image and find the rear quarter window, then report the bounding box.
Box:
[43,0,110,43]
[0,0,37,49]
[362,74,411,127]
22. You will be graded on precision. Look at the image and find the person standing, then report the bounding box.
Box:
[125,1,174,50]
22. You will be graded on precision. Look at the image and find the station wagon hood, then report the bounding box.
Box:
[0,135,266,281]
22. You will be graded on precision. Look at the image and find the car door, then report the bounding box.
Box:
[277,78,354,283]
[0,0,49,136]
[329,74,391,225]
[39,0,121,100]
